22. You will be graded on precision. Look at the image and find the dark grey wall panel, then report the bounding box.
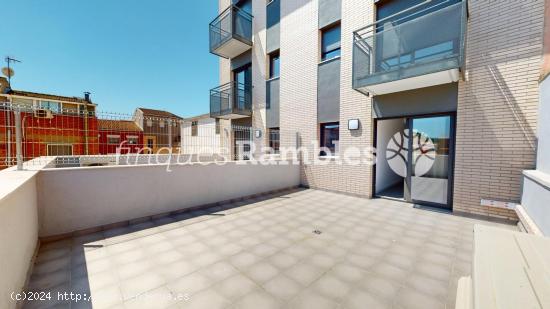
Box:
[266,78,280,128]
[231,50,252,71]
[317,58,341,123]
[373,83,458,118]
[266,0,280,53]
[319,0,342,29]
[267,24,280,54]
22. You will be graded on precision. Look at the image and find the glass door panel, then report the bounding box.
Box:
[410,115,452,207]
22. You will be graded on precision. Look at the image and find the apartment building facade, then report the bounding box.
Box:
[209,0,545,220]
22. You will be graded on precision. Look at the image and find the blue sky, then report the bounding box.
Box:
[2,0,219,117]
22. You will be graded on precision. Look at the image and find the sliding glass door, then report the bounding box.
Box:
[375,114,455,209]
[409,115,453,208]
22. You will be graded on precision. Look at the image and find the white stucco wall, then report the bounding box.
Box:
[181,118,227,155]
[0,171,39,309]
[520,76,550,236]
[537,76,550,174]
[37,161,300,237]
[521,171,550,236]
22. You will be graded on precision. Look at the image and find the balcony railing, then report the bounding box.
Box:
[209,5,253,59]
[210,82,252,119]
[352,0,467,95]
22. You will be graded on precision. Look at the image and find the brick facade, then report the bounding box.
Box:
[454,0,543,219]
[217,0,544,220]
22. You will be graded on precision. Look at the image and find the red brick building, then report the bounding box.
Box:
[98,119,144,154]
[0,77,98,167]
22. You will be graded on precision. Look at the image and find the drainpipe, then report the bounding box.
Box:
[15,110,22,170]
[83,92,91,155]
[542,0,550,81]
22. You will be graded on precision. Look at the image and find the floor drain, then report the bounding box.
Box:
[313,230,322,235]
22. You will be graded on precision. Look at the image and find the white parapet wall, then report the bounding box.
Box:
[0,170,39,309]
[36,161,301,237]
[520,75,550,236]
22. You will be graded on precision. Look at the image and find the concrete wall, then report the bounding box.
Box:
[521,171,550,236]
[36,162,300,237]
[373,83,458,119]
[0,171,39,309]
[537,76,550,173]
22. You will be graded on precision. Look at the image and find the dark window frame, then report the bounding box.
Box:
[191,121,198,136]
[268,50,280,79]
[321,23,341,61]
[319,122,340,156]
[268,127,280,154]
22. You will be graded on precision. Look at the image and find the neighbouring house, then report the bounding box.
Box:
[180,113,231,157]
[0,77,98,167]
[209,0,544,221]
[98,119,144,155]
[133,107,182,153]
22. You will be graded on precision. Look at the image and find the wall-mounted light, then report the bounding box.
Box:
[348,119,360,130]
[255,130,262,138]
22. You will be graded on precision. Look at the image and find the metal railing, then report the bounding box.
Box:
[352,0,467,91]
[210,82,252,118]
[0,102,287,169]
[209,5,253,57]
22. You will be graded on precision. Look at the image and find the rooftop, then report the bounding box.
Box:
[136,108,183,120]
[24,189,515,309]
[6,90,93,104]
[98,119,142,132]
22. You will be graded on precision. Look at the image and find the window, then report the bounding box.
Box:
[191,121,198,136]
[62,103,79,115]
[12,98,33,110]
[268,128,280,154]
[107,135,121,145]
[146,118,153,127]
[39,100,61,113]
[215,119,220,135]
[47,144,73,156]
[235,0,252,14]
[159,120,165,128]
[126,136,138,145]
[321,24,341,61]
[147,138,154,149]
[268,50,280,79]
[320,122,339,156]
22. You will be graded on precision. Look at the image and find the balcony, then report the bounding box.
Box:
[210,82,252,119]
[352,0,467,95]
[209,5,253,59]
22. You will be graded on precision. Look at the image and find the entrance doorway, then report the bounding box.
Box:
[374,114,455,210]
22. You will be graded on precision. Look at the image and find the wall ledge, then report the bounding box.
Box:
[523,170,550,191]
[515,204,544,236]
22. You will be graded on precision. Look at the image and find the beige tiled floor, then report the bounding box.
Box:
[23,189,516,309]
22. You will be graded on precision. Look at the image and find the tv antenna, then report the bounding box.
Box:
[3,57,21,87]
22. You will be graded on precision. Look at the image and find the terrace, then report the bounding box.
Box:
[13,188,516,309]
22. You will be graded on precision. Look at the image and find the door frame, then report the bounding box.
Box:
[372,112,456,210]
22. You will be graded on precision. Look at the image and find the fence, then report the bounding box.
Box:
[0,102,288,170]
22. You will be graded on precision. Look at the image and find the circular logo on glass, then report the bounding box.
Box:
[386,129,436,178]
